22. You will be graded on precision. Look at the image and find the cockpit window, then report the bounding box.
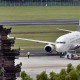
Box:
[56,42,66,44]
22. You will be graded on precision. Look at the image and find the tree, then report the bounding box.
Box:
[36,71,48,80]
[65,75,71,80]
[59,68,67,80]
[67,63,74,73]
[21,71,32,80]
[76,64,80,71]
[21,71,27,80]
[76,64,80,79]
[68,70,78,80]
[49,72,57,80]
[24,75,32,80]
[56,74,60,80]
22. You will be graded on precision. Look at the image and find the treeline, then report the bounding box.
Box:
[21,63,80,80]
[1,0,79,2]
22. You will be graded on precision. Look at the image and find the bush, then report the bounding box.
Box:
[68,70,78,80]
[24,75,32,80]
[76,64,80,79]
[20,64,80,80]
[21,71,32,80]
[49,72,57,80]
[21,71,27,80]
[65,75,71,80]
[76,64,80,71]
[59,68,67,80]
[55,73,60,80]
[36,71,48,80]
[67,63,74,73]
[60,68,66,75]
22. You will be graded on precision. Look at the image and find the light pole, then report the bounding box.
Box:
[46,0,47,6]
[41,0,42,6]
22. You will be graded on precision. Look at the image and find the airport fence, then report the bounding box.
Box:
[0,0,80,6]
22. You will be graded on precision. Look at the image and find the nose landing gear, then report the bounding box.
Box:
[59,52,67,58]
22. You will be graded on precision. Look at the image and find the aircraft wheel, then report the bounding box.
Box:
[60,53,63,58]
[71,54,74,59]
[67,55,69,59]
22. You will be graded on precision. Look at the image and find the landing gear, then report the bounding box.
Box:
[60,52,63,58]
[67,55,69,59]
[59,52,67,58]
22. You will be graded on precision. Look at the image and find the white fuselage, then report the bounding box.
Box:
[55,31,80,52]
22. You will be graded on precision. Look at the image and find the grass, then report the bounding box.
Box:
[0,6,79,49]
[5,25,77,33]
[0,6,80,20]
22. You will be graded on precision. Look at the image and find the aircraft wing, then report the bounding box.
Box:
[56,28,74,32]
[9,36,55,45]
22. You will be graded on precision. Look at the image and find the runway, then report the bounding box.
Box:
[0,19,79,26]
[16,56,80,80]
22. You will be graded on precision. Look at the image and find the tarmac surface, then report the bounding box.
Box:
[16,48,80,80]
[20,48,57,56]
[16,56,80,80]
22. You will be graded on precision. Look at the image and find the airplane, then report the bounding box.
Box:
[8,20,80,57]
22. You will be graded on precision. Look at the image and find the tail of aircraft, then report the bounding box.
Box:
[77,20,80,31]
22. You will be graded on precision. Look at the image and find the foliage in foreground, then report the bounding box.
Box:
[21,71,32,80]
[20,63,80,80]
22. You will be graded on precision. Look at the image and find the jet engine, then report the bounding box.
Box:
[44,44,54,52]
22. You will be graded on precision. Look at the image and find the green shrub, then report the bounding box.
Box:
[67,63,74,73]
[65,75,71,80]
[69,70,78,80]
[59,69,67,80]
[36,71,48,80]
[76,64,80,80]
[49,72,57,80]
[20,64,80,80]
[21,71,32,80]
[76,64,80,71]
[21,71,27,80]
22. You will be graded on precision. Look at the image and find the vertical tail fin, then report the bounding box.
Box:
[77,20,80,31]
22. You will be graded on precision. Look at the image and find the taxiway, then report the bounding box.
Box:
[16,49,80,80]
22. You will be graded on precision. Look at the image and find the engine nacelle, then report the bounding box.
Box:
[44,44,54,52]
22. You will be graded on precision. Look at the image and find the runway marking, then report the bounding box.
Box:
[22,64,68,68]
